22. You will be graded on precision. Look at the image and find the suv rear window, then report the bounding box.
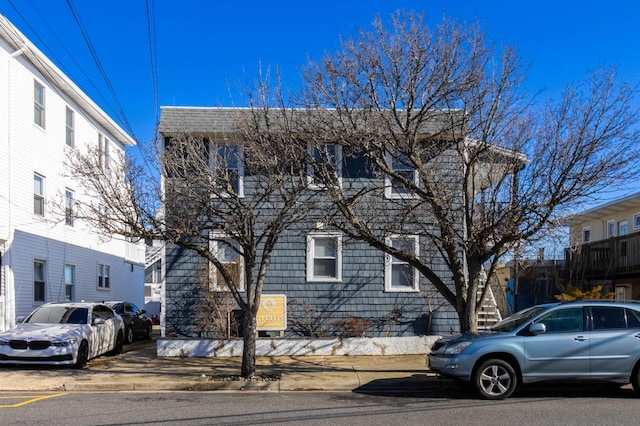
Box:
[592,306,627,330]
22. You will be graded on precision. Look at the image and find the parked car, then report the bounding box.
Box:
[0,302,124,369]
[103,301,153,344]
[428,300,640,400]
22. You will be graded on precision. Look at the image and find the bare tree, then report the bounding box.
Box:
[67,75,318,377]
[296,11,640,332]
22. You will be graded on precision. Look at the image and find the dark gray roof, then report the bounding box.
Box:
[158,106,467,139]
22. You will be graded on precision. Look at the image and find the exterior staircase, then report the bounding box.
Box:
[476,268,503,330]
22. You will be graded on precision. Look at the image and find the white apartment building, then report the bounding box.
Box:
[0,14,145,330]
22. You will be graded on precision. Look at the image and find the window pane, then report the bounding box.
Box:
[34,261,44,281]
[66,107,74,147]
[313,258,336,278]
[314,238,336,258]
[592,307,627,330]
[392,264,414,287]
[627,309,640,328]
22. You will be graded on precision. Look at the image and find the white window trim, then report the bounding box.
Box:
[34,80,45,128]
[307,143,343,189]
[582,227,590,243]
[97,263,110,290]
[33,173,45,217]
[209,232,245,292]
[211,144,245,198]
[384,234,420,292]
[64,264,75,301]
[65,106,74,147]
[33,259,46,303]
[65,188,74,227]
[634,213,640,230]
[384,152,420,199]
[306,232,343,282]
[607,219,616,238]
[619,220,628,236]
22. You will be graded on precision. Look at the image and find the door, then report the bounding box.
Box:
[523,307,591,380]
[589,306,640,379]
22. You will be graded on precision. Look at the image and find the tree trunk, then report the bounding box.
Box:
[240,309,257,377]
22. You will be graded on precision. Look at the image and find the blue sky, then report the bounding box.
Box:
[2,0,639,190]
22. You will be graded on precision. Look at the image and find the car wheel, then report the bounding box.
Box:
[125,326,134,344]
[73,341,89,369]
[473,359,517,400]
[144,324,152,340]
[109,331,124,356]
[631,364,640,394]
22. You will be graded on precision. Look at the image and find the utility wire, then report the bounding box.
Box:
[65,0,137,141]
[146,0,159,132]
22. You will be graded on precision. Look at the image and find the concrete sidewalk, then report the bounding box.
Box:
[0,341,435,392]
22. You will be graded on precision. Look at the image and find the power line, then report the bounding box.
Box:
[65,0,137,141]
[146,0,159,132]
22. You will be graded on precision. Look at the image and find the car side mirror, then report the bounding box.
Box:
[93,317,106,326]
[529,323,546,335]
[141,309,147,315]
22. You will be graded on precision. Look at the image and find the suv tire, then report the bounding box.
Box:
[474,359,517,400]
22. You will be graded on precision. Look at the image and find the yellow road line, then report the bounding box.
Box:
[0,393,65,408]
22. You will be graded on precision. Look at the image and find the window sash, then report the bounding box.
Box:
[34,261,45,302]
[34,81,45,127]
[307,234,342,282]
[65,189,74,226]
[98,264,110,289]
[34,174,44,216]
[65,264,75,301]
[385,235,419,292]
[66,107,74,147]
[209,238,245,291]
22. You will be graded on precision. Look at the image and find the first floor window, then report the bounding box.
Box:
[65,264,75,301]
[98,264,110,289]
[385,235,419,292]
[307,233,342,282]
[34,260,46,302]
[209,236,245,291]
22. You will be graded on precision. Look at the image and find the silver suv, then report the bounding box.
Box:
[427,301,640,399]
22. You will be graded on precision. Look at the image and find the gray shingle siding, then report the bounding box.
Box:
[161,107,464,337]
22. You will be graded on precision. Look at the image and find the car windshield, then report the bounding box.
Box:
[26,306,89,325]
[490,306,551,332]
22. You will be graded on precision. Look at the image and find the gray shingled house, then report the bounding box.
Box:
[157,106,502,338]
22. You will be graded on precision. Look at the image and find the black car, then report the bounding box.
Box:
[103,301,153,344]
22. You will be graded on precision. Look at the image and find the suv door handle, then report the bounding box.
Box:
[634,334,640,339]
[574,336,587,341]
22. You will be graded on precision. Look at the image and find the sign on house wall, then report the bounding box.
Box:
[256,294,287,331]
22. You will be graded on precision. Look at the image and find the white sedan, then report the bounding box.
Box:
[0,302,124,368]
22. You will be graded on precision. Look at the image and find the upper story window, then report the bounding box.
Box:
[306,233,342,282]
[212,145,244,197]
[634,213,640,230]
[385,235,419,292]
[65,189,74,226]
[65,107,75,147]
[34,80,45,128]
[607,220,616,238]
[308,143,343,188]
[98,134,110,169]
[385,151,418,199]
[619,220,628,236]
[209,235,245,291]
[582,227,590,243]
[33,173,45,217]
